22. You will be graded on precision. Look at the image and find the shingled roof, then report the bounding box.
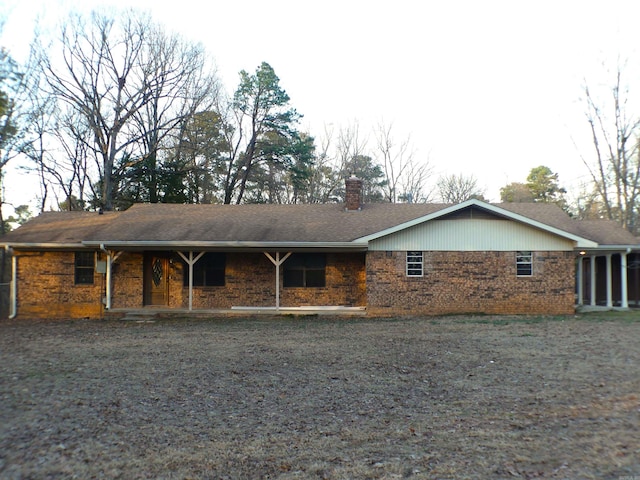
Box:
[1,200,637,248]
[0,211,120,246]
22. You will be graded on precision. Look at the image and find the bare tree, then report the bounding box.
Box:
[397,157,433,203]
[128,25,219,204]
[304,124,342,203]
[36,11,151,210]
[437,173,485,203]
[335,122,368,174]
[31,9,221,210]
[582,62,640,232]
[374,121,415,202]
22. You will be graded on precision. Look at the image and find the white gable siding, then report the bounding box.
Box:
[368,218,576,251]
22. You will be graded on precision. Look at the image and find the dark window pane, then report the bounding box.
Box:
[517,264,532,276]
[283,253,326,287]
[205,268,225,286]
[284,269,304,287]
[305,269,326,287]
[74,252,94,285]
[184,253,225,287]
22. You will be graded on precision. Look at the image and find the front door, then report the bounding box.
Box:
[144,254,169,306]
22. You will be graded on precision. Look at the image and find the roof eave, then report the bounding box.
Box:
[1,242,88,250]
[81,240,369,251]
[579,244,640,253]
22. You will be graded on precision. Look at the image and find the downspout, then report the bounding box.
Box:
[100,244,112,310]
[7,246,16,319]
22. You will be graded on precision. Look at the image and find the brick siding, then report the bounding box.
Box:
[14,251,104,318]
[366,250,575,315]
[14,251,366,317]
[12,249,574,318]
[177,252,366,309]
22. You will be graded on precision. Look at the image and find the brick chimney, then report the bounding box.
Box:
[345,175,363,211]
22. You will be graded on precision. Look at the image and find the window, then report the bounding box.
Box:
[75,252,95,285]
[407,251,423,277]
[283,253,326,287]
[184,253,226,287]
[516,251,533,276]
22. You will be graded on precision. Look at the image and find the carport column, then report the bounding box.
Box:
[589,255,596,306]
[576,256,584,305]
[606,253,613,308]
[177,252,205,311]
[264,252,292,311]
[621,251,629,308]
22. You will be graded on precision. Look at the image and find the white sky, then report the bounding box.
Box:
[2,0,640,209]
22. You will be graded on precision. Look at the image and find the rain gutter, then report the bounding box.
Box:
[82,241,368,251]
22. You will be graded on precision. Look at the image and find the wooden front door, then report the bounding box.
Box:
[144,254,169,306]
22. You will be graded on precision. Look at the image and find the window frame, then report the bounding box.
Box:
[283,253,326,288]
[183,252,226,287]
[406,251,424,277]
[74,251,95,285]
[516,251,533,277]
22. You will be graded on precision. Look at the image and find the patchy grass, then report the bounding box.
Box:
[1,313,639,479]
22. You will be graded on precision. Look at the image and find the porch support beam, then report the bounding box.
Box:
[590,255,596,306]
[264,252,292,311]
[606,253,613,308]
[576,256,584,306]
[102,248,123,311]
[177,251,205,311]
[621,251,629,309]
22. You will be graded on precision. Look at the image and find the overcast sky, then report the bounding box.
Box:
[2,0,640,208]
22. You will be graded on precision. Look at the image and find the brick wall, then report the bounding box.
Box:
[111,252,144,309]
[15,251,104,318]
[94,251,366,311]
[179,252,366,309]
[366,250,575,315]
[13,249,573,318]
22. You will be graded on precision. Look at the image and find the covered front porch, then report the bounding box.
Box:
[576,249,640,310]
[96,246,368,313]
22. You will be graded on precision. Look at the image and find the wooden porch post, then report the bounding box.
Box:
[102,249,122,311]
[264,252,292,311]
[177,252,205,311]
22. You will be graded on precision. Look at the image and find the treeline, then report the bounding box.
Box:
[0,9,430,215]
[3,7,640,234]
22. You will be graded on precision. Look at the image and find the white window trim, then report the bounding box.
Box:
[406,251,424,277]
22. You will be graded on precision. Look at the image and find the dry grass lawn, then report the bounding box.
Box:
[0,313,639,479]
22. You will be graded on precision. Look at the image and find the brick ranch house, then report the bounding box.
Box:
[2,177,639,319]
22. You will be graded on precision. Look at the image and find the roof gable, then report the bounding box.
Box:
[356,199,598,248]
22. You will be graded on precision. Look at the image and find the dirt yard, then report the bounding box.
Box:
[0,313,638,479]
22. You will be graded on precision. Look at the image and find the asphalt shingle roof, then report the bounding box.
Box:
[1,201,637,247]
[0,211,119,244]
